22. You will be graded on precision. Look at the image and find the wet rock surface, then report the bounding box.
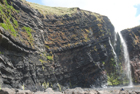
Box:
[121,26,140,84]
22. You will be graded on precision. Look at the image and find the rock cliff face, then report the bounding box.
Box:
[0,0,116,91]
[120,26,140,84]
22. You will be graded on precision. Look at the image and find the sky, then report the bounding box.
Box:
[26,0,140,32]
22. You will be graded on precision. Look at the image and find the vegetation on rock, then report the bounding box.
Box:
[0,0,18,37]
[22,26,34,44]
[0,0,119,92]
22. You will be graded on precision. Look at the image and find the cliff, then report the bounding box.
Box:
[0,0,117,91]
[120,26,140,84]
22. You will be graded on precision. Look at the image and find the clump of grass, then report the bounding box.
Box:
[57,83,61,91]
[0,0,18,37]
[12,18,19,28]
[22,26,34,43]
[0,0,36,47]
[39,59,47,63]
[47,55,53,60]
[0,19,17,37]
[22,26,32,36]
[42,81,49,89]
[45,45,50,49]
[0,23,8,30]
[107,73,120,85]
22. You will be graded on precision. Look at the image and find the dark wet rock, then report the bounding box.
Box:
[0,0,118,92]
[121,26,140,84]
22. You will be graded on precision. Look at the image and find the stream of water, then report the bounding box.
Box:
[109,38,119,68]
[118,32,133,87]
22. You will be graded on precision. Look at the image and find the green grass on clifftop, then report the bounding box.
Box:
[27,2,79,16]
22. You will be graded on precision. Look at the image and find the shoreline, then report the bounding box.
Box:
[0,85,140,94]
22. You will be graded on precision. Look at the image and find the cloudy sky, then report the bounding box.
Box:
[26,0,140,32]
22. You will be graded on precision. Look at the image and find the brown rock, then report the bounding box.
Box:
[119,90,130,94]
[88,90,99,94]
[98,90,112,94]
[0,88,15,94]
[16,89,33,94]
[64,88,85,94]
[64,88,99,94]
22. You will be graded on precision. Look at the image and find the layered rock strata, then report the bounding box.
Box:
[0,0,116,91]
[121,26,140,84]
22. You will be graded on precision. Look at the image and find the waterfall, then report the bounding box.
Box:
[118,31,133,87]
[109,38,118,68]
[114,31,117,47]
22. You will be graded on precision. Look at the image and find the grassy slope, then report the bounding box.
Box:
[26,1,79,16]
[24,0,101,17]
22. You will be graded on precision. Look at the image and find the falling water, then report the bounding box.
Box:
[118,31,133,87]
[109,38,118,68]
[114,31,117,47]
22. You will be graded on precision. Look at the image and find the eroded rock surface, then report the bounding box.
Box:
[1,87,140,94]
[121,26,140,84]
[0,0,116,91]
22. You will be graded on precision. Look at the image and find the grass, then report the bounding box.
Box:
[22,84,25,90]
[23,0,101,19]
[0,23,8,30]
[0,0,18,37]
[45,45,50,49]
[102,61,105,65]
[39,59,47,63]
[21,0,104,50]
[94,46,97,51]
[85,29,90,33]
[22,26,32,36]
[22,26,34,43]
[27,2,78,16]
[47,55,53,60]
[57,83,61,91]
[107,73,120,85]
[42,82,49,89]
[0,84,1,90]
[93,13,103,23]
[13,18,19,28]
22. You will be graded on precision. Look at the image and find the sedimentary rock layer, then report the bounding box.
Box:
[121,26,140,83]
[0,0,116,91]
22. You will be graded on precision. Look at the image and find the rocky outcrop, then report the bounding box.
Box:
[1,87,140,94]
[120,26,140,84]
[0,0,117,91]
